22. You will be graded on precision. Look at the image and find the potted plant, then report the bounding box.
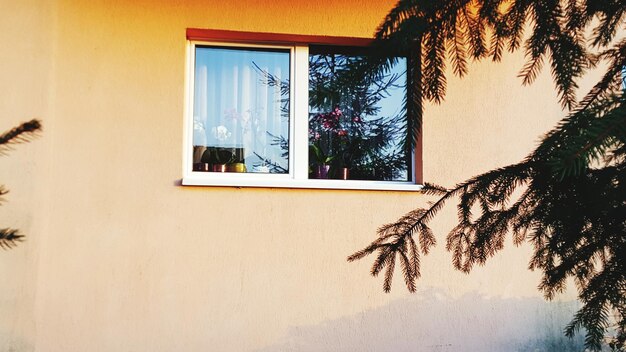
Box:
[200,146,246,173]
[310,143,335,179]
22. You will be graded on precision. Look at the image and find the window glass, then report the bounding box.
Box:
[308,47,409,181]
[192,46,290,173]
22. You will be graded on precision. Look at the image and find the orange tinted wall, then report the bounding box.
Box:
[0,1,587,350]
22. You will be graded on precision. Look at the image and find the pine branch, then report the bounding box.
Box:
[0,229,23,250]
[502,0,527,53]
[404,38,424,153]
[447,11,469,77]
[577,38,626,112]
[347,233,396,262]
[375,0,424,40]
[489,25,505,62]
[354,1,626,349]
[0,185,8,204]
[383,249,397,292]
[463,5,488,60]
[1,119,42,251]
[589,0,626,47]
[398,242,416,291]
[348,163,529,290]
[519,54,544,86]
[553,103,625,178]
[537,93,626,178]
[0,119,42,155]
[422,28,447,103]
[407,234,421,276]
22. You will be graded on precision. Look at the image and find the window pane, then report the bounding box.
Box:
[192,46,290,173]
[308,49,409,181]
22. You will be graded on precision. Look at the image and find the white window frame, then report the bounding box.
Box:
[182,34,422,191]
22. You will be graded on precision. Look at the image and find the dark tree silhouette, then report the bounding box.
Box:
[348,1,625,350]
[0,119,42,249]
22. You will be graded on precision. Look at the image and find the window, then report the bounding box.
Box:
[308,46,409,181]
[183,29,422,191]
[191,45,291,174]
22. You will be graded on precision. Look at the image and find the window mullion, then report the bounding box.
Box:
[292,45,310,181]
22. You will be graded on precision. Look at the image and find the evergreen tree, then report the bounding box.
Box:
[0,120,41,249]
[348,0,625,349]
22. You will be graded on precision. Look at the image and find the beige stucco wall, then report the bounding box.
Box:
[0,0,589,351]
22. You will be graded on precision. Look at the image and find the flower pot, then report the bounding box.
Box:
[312,164,330,179]
[226,163,247,173]
[339,167,349,180]
[193,163,211,172]
[212,164,227,172]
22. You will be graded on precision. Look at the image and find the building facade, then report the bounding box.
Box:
[0,1,587,350]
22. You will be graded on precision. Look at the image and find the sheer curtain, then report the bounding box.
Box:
[193,46,290,173]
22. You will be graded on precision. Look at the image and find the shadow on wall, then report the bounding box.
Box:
[0,332,33,352]
[256,289,584,352]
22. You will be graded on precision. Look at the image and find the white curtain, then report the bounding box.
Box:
[193,47,289,172]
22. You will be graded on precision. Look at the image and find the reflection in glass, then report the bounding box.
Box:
[192,46,290,173]
[308,48,409,181]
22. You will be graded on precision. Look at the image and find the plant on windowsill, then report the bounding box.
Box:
[309,143,335,179]
[308,52,408,181]
[308,107,354,179]
[194,117,250,173]
[308,104,406,180]
[200,145,246,173]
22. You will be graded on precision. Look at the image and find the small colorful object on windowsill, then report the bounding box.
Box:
[309,144,335,179]
[193,146,246,173]
[339,167,349,180]
[312,164,330,179]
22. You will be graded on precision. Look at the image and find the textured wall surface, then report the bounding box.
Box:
[0,0,589,351]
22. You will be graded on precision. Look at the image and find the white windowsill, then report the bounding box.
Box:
[182,175,423,191]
